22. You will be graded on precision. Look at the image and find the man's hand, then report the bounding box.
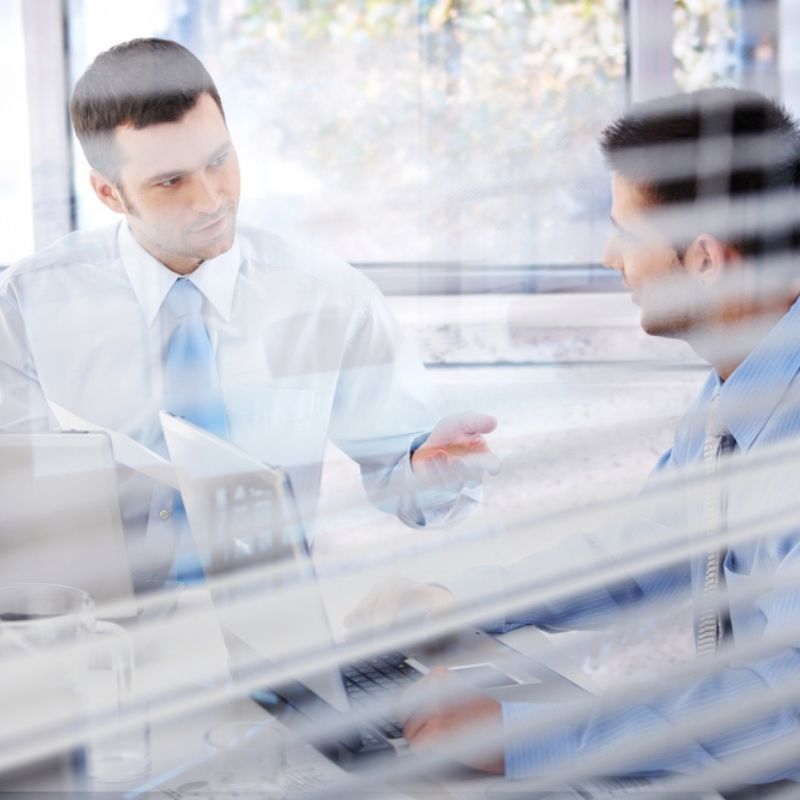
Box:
[400,667,505,774]
[344,575,455,636]
[411,412,500,493]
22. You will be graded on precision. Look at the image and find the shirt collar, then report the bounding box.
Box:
[118,221,241,326]
[715,296,800,451]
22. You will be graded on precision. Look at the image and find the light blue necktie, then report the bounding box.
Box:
[164,278,229,439]
[164,278,229,581]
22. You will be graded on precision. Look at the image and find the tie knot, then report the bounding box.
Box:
[164,278,203,318]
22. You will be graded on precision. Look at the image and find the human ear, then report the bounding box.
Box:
[684,234,727,285]
[89,170,126,214]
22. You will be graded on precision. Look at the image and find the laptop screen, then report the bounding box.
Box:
[0,432,136,615]
[160,412,350,711]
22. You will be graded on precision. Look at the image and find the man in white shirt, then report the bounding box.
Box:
[0,38,497,589]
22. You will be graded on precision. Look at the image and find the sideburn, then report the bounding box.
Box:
[116,182,139,218]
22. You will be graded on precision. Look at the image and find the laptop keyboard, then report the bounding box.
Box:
[341,651,421,740]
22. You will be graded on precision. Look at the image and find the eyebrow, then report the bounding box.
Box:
[145,142,232,185]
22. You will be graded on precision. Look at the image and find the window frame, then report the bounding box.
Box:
[22,0,75,253]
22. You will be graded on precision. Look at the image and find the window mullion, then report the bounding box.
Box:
[627,0,676,103]
[22,0,74,249]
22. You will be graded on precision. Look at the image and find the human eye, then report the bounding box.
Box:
[158,175,182,188]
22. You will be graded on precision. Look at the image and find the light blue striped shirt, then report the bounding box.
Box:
[446,297,800,784]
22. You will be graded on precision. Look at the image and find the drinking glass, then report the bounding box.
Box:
[0,583,149,783]
[202,718,287,797]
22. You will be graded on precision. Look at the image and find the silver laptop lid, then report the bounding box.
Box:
[160,411,350,712]
[0,432,137,617]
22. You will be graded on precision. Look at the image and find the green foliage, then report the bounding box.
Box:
[229,0,624,180]
[219,0,626,260]
[673,0,735,90]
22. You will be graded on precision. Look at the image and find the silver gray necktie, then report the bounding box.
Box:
[696,392,736,657]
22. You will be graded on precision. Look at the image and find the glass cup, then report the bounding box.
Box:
[0,583,149,784]
[201,719,287,798]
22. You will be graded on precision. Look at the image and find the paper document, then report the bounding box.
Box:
[48,401,178,489]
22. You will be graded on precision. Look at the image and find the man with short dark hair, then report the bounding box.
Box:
[0,38,498,588]
[601,88,800,351]
[359,89,800,791]
[68,39,237,276]
[70,38,225,179]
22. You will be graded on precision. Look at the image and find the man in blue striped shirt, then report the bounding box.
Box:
[354,89,800,793]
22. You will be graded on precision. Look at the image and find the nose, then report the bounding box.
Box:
[602,236,623,273]
[190,171,223,216]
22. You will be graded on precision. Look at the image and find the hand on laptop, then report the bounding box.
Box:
[399,666,505,774]
[411,412,500,491]
[344,575,456,636]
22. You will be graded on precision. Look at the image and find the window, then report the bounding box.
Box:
[4,0,793,285]
[68,0,627,268]
[674,0,779,94]
[0,0,34,265]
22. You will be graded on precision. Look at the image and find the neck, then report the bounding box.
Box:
[126,223,202,275]
[147,243,203,276]
[686,299,797,381]
[163,258,203,276]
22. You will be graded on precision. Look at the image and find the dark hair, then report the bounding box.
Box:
[600,88,800,259]
[70,38,224,178]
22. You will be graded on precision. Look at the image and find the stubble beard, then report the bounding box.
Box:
[119,183,237,268]
[638,254,695,340]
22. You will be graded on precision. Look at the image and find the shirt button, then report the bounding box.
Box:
[159,509,171,521]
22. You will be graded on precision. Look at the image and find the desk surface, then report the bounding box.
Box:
[0,586,708,799]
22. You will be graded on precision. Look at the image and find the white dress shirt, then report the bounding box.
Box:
[0,222,473,588]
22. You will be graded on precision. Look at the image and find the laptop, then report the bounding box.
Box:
[159,412,584,764]
[0,431,138,617]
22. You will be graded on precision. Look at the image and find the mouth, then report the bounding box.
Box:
[620,276,638,304]
[193,209,231,235]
